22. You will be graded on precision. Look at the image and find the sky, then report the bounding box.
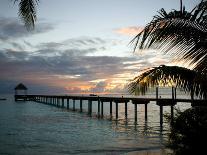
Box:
[0,0,199,94]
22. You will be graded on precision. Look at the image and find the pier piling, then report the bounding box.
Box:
[62,98,64,108]
[110,101,112,117]
[160,105,163,127]
[145,103,148,121]
[80,99,82,112]
[98,99,100,117]
[73,99,75,111]
[134,103,137,122]
[125,102,127,118]
[67,98,69,109]
[115,102,118,120]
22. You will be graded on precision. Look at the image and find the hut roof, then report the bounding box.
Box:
[15,83,27,90]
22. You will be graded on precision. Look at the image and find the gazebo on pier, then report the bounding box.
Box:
[14,83,28,101]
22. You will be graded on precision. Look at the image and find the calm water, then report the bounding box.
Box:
[0,94,191,155]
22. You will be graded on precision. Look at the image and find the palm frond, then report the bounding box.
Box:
[131,1,207,72]
[128,65,207,99]
[14,0,39,30]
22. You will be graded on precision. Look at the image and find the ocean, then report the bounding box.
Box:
[0,92,191,155]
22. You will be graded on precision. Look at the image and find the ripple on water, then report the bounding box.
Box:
[0,96,190,154]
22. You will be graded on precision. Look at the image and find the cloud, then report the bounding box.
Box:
[0,31,170,94]
[90,81,107,93]
[0,46,139,94]
[0,17,54,41]
[0,44,171,94]
[115,26,144,36]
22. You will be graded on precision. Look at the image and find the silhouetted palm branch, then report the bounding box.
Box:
[131,0,207,72]
[14,0,39,30]
[128,65,207,99]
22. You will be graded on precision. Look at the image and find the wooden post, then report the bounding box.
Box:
[62,98,64,108]
[88,100,90,115]
[57,98,60,107]
[73,99,75,111]
[145,103,148,121]
[134,103,137,122]
[101,101,104,117]
[110,101,112,116]
[67,98,69,109]
[125,102,127,118]
[80,99,82,112]
[98,99,100,117]
[160,105,163,127]
[90,100,92,116]
[116,102,118,120]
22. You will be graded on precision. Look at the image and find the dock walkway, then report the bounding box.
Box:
[14,94,206,127]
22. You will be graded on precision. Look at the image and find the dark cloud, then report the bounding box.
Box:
[0,47,138,93]
[0,17,54,41]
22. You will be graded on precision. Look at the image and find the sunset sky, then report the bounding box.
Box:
[0,0,198,94]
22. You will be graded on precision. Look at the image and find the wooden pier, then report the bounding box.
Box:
[14,93,207,128]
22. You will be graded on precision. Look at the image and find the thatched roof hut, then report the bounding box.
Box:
[15,83,27,90]
[14,83,28,96]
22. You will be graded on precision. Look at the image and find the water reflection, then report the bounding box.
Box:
[0,95,191,155]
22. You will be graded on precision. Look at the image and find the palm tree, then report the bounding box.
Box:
[129,0,207,99]
[14,0,39,30]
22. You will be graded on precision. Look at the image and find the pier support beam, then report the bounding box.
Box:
[134,104,137,122]
[62,98,64,108]
[110,101,112,116]
[98,99,100,117]
[101,101,104,118]
[80,99,82,112]
[73,99,75,111]
[115,102,118,120]
[145,103,148,121]
[88,100,92,116]
[67,98,69,109]
[57,98,60,107]
[125,102,127,118]
[160,106,163,128]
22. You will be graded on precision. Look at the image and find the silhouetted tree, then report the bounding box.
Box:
[129,0,207,99]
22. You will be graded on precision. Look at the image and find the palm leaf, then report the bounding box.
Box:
[128,65,207,99]
[131,1,207,72]
[14,0,39,30]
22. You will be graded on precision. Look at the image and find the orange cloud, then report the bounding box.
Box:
[115,26,144,36]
